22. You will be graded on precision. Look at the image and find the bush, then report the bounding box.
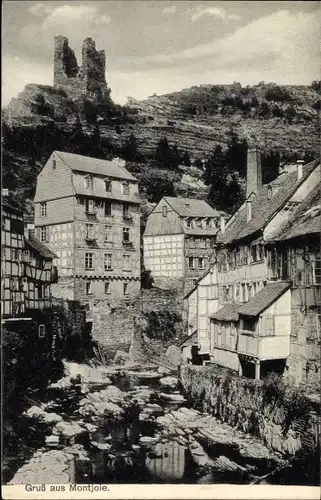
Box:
[265,86,293,103]
[144,310,182,341]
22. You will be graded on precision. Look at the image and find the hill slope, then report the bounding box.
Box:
[2,81,320,214]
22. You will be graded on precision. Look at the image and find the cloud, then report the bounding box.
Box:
[131,10,319,87]
[94,15,111,25]
[190,5,242,23]
[41,5,100,30]
[28,2,54,16]
[162,5,177,15]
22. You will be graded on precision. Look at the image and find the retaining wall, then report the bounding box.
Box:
[180,364,320,457]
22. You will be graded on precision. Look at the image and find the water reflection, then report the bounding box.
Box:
[145,441,187,482]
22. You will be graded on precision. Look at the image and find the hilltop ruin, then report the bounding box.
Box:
[54,36,109,101]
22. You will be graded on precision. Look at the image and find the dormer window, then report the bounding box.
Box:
[85,176,93,189]
[122,182,130,195]
[186,219,192,228]
[104,179,112,192]
[206,219,212,228]
[195,220,202,228]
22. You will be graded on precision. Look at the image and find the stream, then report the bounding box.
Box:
[4,361,311,485]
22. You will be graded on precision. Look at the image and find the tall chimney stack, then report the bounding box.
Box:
[296,159,304,181]
[246,147,262,198]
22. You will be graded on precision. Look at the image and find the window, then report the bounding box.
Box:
[122,182,130,195]
[206,219,212,228]
[198,257,205,269]
[38,286,43,299]
[105,202,112,216]
[104,281,110,294]
[104,179,112,192]
[40,226,48,242]
[312,259,321,285]
[104,225,112,242]
[242,317,257,333]
[162,205,167,217]
[195,220,202,228]
[188,257,195,269]
[123,254,131,271]
[267,186,272,200]
[123,227,130,243]
[186,219,192,228]
[85,281,92,295]
[23,249,30,263]
[123,282,129,295]
[85,176,93,189]
[85,252,93,270]
[189,238,195,248]
[104,254,112,270]
[123,203,130,218]
[85,199,95,214]
[283,201,300,212]
[40,202,47,217]
[86,223,94,240]
[38,324,46,338]
[11,249,19,261]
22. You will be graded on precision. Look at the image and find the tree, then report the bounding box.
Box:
[181,150,191,167]
[203,145,224,186]
[154,136,180,169]
[121,132,139,161]
[145,174,176,203]
[141,266,154,289]
[262,151,280,184]
[82,99,98,124]
[311,80,321,92]
[285,105,296,123]
[224,130,247,177]
[265,86,292,103]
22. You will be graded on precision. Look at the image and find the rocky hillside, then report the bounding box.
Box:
[2,80,320,214]
[126,82,320,157]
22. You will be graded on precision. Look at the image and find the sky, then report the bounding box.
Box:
[2,1,320,105]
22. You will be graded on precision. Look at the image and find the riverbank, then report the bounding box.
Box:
[6,360,290,485]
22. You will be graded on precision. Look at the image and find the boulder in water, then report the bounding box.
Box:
[159,376,179,390]
[25,406,63,425]
[45,435,60,447]
[113,350,131,365]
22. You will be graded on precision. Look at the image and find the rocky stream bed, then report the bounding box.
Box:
[6,360,289,485]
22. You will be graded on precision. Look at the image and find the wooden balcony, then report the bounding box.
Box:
[238,332,290,360]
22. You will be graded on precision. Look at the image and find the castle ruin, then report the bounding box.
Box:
[54,36,109,101]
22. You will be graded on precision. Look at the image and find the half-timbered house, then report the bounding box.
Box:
[1,196,25,318]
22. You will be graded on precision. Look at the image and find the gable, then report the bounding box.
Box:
[34,152,74,203]
[144,198,183,236]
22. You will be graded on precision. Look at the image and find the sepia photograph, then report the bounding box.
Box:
[1,0,320,497]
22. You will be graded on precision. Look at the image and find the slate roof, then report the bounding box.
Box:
[164,197,222,217]
[238,282,290,317]
[25,233,57,259]
[276,182,321,241]
[211,303,240,322]
[55,151,137,181]
[217,159,319,245]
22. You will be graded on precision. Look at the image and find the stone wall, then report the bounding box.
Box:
[180,364,320,457]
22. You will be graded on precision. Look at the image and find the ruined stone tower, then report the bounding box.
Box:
[53,35,108,100]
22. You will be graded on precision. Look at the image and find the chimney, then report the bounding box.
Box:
[246,147,262,198]
[220,215,226,234]
[297,159,304,181]
[246,200,252,222]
